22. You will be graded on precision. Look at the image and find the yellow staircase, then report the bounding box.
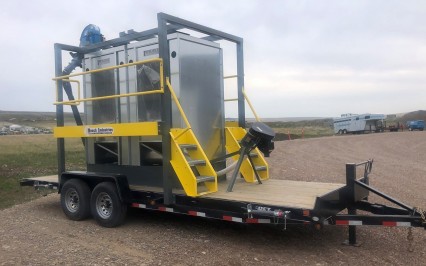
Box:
[170,128,218,197]
[225,127,269,183]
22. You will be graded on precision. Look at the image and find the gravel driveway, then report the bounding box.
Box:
[1,131,425,265]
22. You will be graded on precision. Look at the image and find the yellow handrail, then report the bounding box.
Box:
[242,89,260,122]
[224,98,238,102]
[54,89,163,105]
[224,74,238,79]
[57,79,81,106]
[166,78,190,129]
[223,75,261,122]
[53,58,163,80]
[224,90,261,122]
[166,77,193,140]
[54,58,164,105]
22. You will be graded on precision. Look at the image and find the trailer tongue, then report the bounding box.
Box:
[21,13,425,247]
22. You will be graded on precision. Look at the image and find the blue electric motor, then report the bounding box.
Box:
[80,24,104,47]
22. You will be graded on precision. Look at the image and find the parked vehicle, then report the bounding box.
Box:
[406,120,424,131]
[333,113,385,134]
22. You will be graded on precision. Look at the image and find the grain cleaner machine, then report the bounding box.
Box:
[22,13,425,246]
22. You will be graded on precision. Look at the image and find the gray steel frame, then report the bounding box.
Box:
[53,13,246,204]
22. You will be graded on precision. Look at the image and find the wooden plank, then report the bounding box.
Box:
[130,179,345,210]
[24,175,59,183]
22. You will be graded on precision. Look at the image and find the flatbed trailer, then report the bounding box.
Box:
[22,160,425,245]
[21,13,425,246]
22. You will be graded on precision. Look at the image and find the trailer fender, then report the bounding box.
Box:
[59,172,132,204]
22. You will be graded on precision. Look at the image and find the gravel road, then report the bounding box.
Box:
[1,131,425,265]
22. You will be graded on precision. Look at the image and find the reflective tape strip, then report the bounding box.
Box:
[223,216,243,223]
[397,222,411,227]
[159,207,174,212]
[383,221,411,227]
[188,211,206,217]
[336,220,362,226]
[131,203,147,209]
[246,218,271,224]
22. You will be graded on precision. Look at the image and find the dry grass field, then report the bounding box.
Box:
[0,135,85,209]
[0,131,425,265]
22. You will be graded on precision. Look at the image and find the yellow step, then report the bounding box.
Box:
[170,128,217,197]
[225,127,269,183]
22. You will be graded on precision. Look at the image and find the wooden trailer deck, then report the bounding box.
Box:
[131,178,345,210]
[23,176,345,210]
[24,175,58,183]
[208,179,344,209]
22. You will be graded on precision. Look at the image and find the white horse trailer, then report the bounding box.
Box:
[333,113,385,134]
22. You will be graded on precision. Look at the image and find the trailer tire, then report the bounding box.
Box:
[343,129,347,134]
[91,182,127,228]
[61,179,91,221]
[337,130,342,135]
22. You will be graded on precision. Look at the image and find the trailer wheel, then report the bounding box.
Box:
[90,182,127,228]
[343,129,347,134]
[338,130,342,135]
[61,179,91,221]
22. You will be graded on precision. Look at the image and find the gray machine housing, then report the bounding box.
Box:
[82,33,225,187]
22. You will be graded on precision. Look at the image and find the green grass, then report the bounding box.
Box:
[249,119,335,140]
[0,135,85,209]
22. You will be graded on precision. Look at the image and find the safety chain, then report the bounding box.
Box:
[413,207,426,225]
[406,207,426,252]
[407,227,414,252]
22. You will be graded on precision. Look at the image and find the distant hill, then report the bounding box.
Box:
[246,117,331,122]
[399,110,426,123]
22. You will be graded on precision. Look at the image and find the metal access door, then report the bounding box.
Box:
[169,34,225,161]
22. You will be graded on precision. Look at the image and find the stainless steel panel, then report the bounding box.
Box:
[169,34,224,160]
[129,41,163,165]
[83,49,121,164]
[82,33,225,166]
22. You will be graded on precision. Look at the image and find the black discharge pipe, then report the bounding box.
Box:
[62,52,85,145]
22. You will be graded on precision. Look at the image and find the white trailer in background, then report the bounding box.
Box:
[333,113,385,134]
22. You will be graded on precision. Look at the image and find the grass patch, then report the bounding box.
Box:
[0,135,85,209]
[249,119,334,140]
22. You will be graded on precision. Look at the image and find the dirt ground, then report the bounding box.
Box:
[1,131,425,265]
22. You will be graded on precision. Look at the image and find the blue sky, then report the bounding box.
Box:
[1,0,425,118]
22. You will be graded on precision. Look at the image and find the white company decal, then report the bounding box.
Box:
[85,127,114,135]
